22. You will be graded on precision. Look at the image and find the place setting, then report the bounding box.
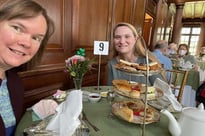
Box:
[23,89,91,136]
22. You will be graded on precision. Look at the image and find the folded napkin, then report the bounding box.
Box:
[32,99,58,120]
[46,90,83,136]
[181,61,193,69]
[154,78,182,111]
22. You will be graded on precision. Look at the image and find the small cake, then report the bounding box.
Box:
[149,62,159,70]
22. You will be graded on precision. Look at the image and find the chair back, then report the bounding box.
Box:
[165,69,189,102]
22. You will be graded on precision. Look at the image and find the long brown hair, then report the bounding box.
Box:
[0,0,54,69]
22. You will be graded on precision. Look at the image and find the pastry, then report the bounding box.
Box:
[116,106,134,122]
[130,63,139,68]
[136,63,149,71]
[121,65,137,72]
[129,91,140,98]
[115,62,137,72]
[112,79,129,85]
[116,59,154,72]
[138,108,154,122]
[149,62,159,70]
[112,79,132,95]
[119,59,132,66]
[112,80,142,98]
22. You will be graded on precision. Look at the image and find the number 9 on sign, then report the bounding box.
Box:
[94,41,109,55]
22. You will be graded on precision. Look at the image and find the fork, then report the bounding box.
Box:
[76,128,90,136]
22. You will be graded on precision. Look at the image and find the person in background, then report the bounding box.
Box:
[107,22,164,86]
[0,0,54,135]
[166,42,178,58]
[177,43,198,70]
[153,40,172,81]
[199,47,205,61]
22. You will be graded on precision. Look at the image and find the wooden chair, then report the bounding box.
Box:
[165,69,189,103]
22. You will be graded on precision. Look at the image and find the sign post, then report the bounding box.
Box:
[94,41,109,92]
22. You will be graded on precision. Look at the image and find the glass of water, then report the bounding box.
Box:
[107,91,115,104]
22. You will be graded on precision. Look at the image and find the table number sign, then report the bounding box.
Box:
[94,41,109,55]
[94,41,109,92]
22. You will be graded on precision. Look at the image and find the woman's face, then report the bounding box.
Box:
[178,45,187,56]
[113,26,137,55]
[0,15,47,69]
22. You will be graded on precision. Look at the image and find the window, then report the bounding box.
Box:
[180,26,201,55]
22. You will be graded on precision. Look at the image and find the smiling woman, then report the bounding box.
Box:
[107,22,165,86]
[0,15,47,68]
[0,0,54,69]
[0,0,54,135]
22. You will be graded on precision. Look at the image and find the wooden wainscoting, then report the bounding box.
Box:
[18,63,69,109]
[19,62,107,110]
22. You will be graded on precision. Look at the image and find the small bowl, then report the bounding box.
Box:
[88,93,101,103]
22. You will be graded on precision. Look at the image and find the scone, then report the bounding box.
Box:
[113,79,143,98]
[112,79,132,95]
[117,106,133,122]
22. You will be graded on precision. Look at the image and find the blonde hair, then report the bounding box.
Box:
[111,22,159,63]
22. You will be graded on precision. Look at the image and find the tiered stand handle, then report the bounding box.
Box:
[142,47,149,136]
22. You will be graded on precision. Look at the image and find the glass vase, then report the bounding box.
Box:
[73,77,83,90]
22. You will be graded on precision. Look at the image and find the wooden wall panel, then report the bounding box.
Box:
[133,0,146,32]
[72,0,110,53]
[71,0,110,89]
[34,0,62,45]
[146,0,157,18]
[112,0,134,24]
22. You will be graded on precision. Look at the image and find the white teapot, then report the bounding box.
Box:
[161,103,205,136]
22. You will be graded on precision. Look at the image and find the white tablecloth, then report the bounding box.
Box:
[175,85,196,107]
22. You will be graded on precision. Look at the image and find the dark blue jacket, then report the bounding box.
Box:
[0,70,24,136]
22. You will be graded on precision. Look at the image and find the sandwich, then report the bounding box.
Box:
[116,59,160,71]
[141,86,156,100]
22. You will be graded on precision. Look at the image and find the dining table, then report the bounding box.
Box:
[170,68,199,107]
[171,59,200,90]
[15,86,177,136]
[178,69,200,91]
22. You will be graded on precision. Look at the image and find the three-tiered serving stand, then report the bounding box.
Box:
[115,37,159,136]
